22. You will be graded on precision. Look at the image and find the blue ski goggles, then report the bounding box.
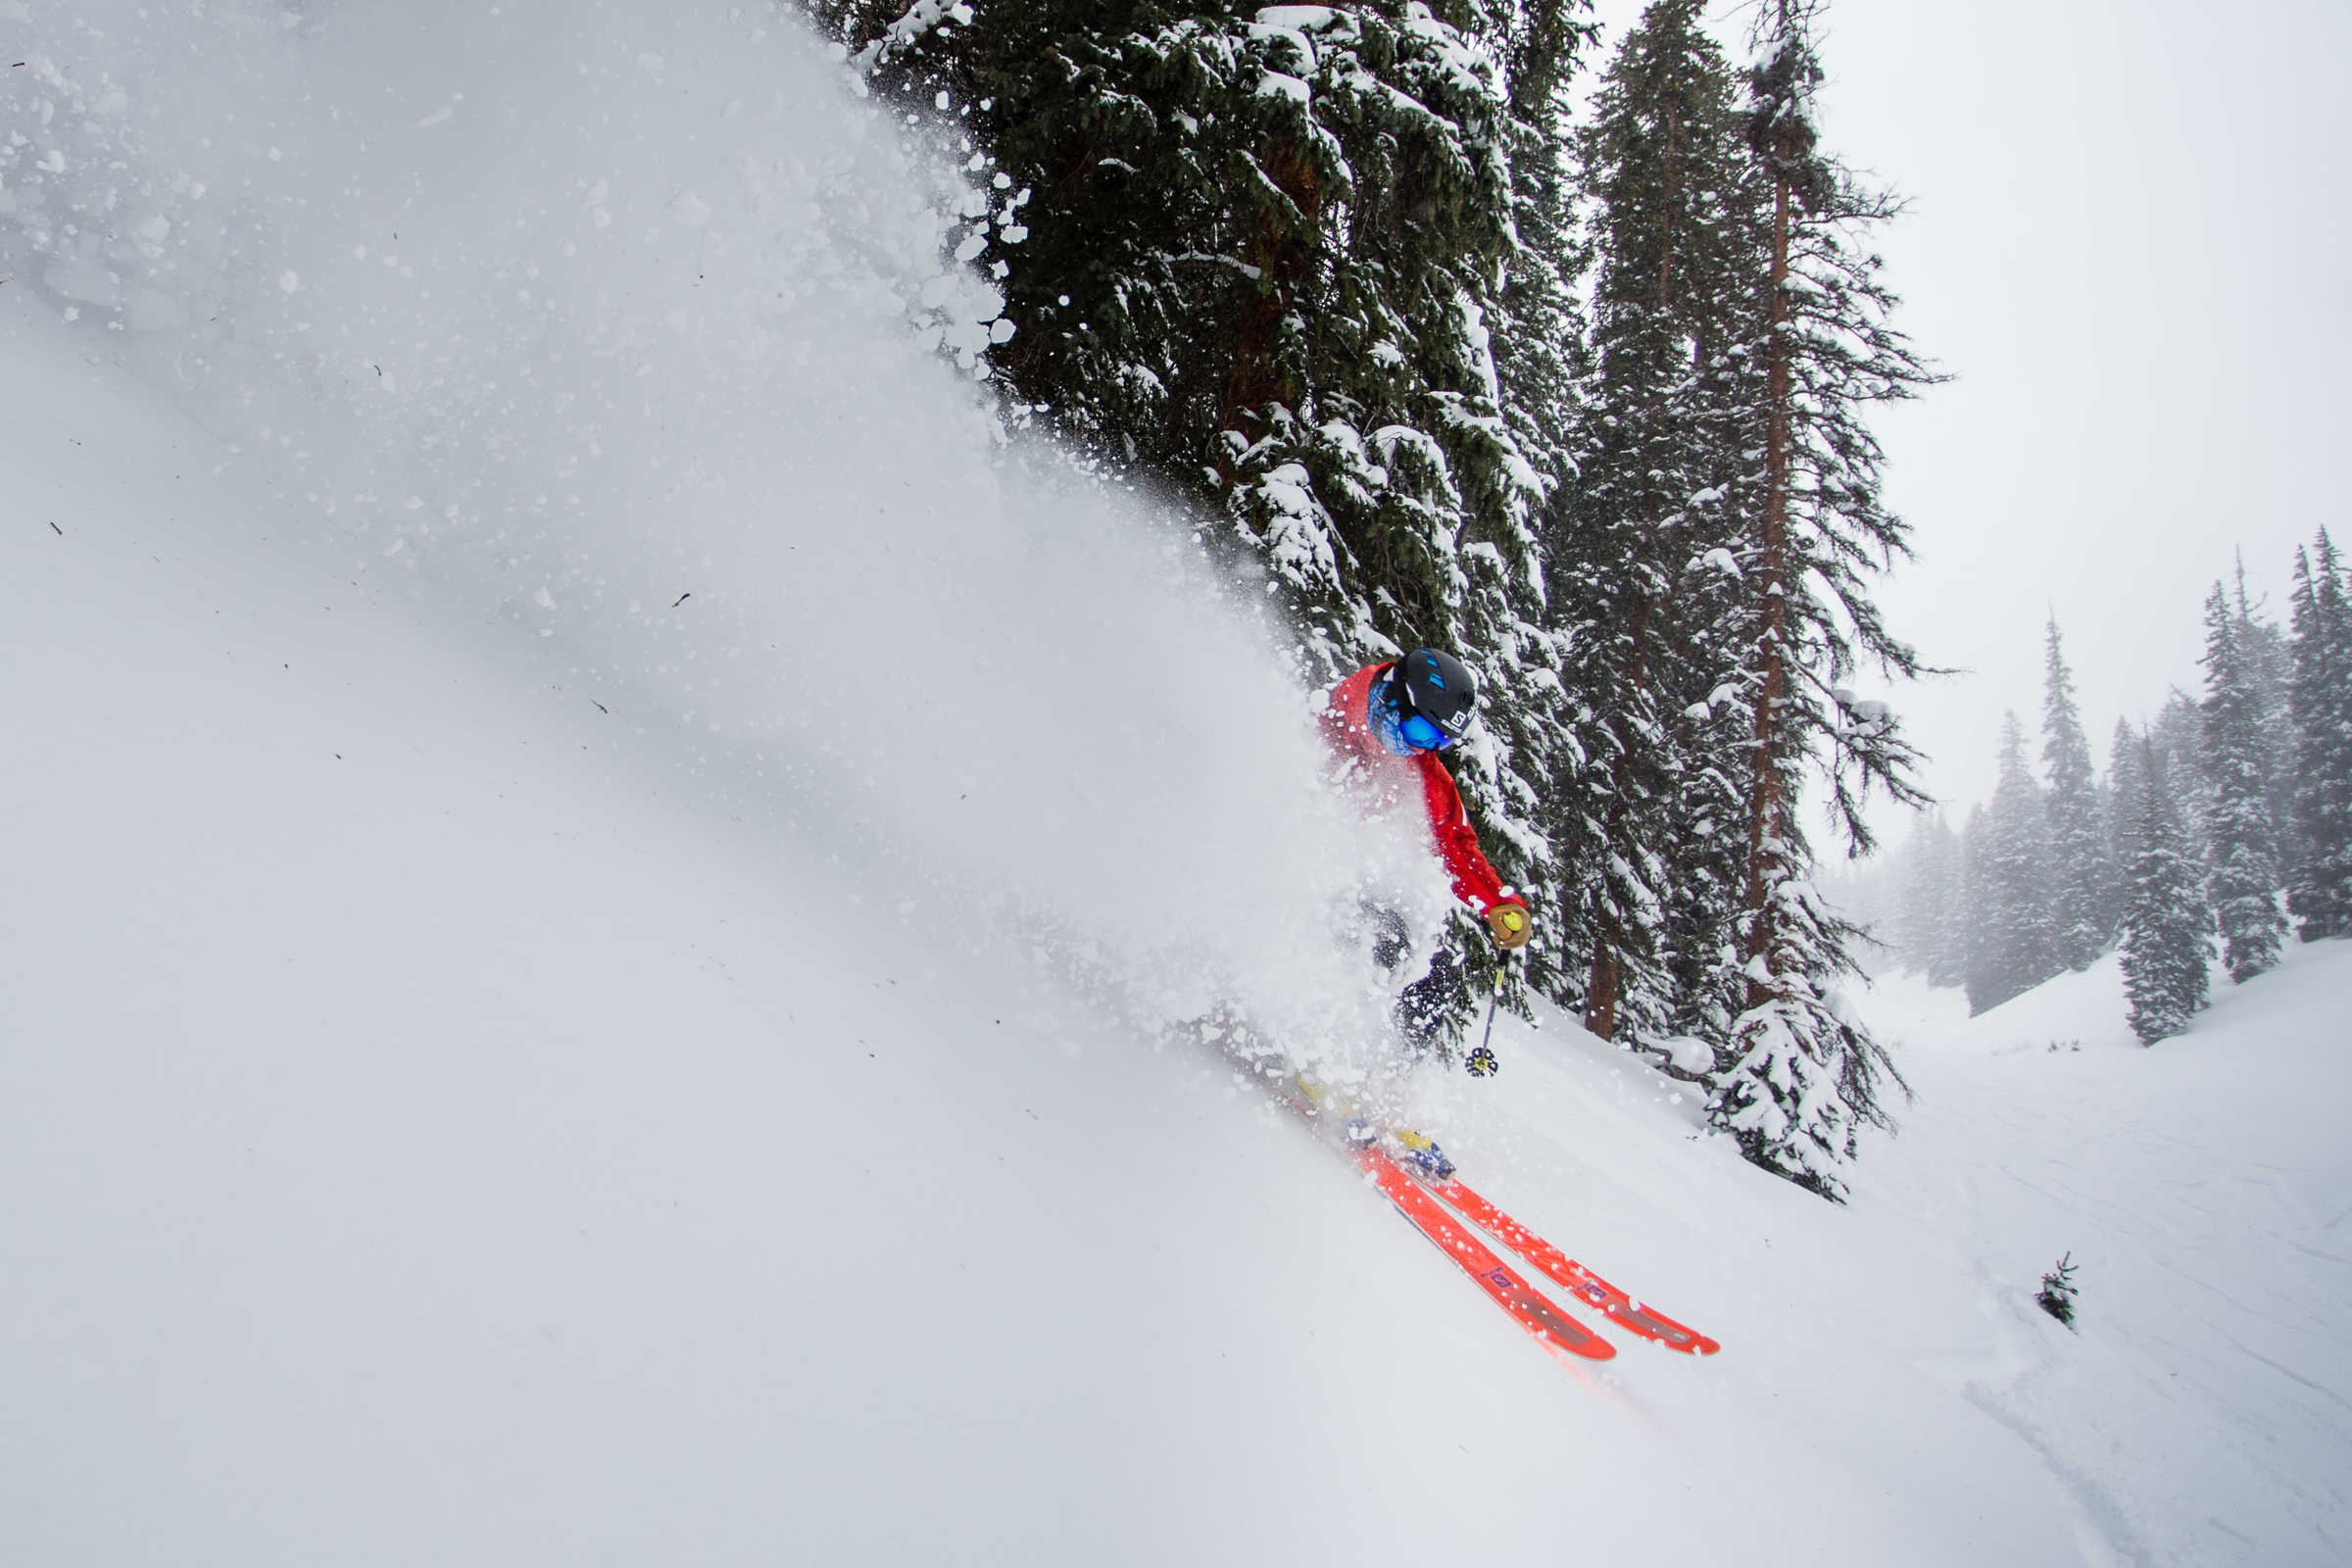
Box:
[1397,712,1457,751]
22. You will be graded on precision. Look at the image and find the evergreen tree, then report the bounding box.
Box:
[1555,0,1753,1043]
[1957,804,1991,1003]
[1924,817,1968,990]
[816,2,1593,1020]
[1477,0,1599,1009]
[2230,558,2297,878]
[861,3,1541,675]
[2120,740,2211,1045]
[2103,715,2148,938]
[1704,0,1932,1201]
[2039,617,2107,969]
[2286,529,2352,940]
[1966,712,2057,1015]
[2199,582,2286,982]
[2148,689,2207,863]
[1892,810,1962,986]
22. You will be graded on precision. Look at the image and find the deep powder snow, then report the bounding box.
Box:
[3,4,2346,1564]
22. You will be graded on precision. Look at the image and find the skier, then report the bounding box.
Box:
[1319,649,1533,1063]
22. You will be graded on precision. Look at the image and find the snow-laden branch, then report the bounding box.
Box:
[854,0,973,76]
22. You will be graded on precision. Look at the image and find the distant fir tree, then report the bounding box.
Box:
[2229,558,2297,876]
[1966,712,2057,1015]
[2286,529,2352,940]
[2199,583,2285,982]
[1554,0,1754,1044]
[1892,810,1962,987]
[2103,716,2149,936]
[2120,740,2211,1044]
[1703,0,1933,1202]
[1924,823,1969,991]
[2039,617,2108,970]
[1957,804,1990,1001]
[2147,689,2207,864]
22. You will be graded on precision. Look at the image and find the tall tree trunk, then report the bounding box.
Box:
[1744,146,1793,1009]
[1216,143,1320,476]
[1585,933,1621,1039]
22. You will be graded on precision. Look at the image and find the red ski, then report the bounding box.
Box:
[1355,1146,1616,1363]
[1233,1054,1614,1364]
[1419,1174,1720,1355]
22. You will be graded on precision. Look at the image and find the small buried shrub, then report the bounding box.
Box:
[2036,1251,2081,1327]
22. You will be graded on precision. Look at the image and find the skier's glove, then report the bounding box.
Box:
[1484,901,1533,950]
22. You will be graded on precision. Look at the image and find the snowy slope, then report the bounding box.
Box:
[0,290,2084,1568]
[1846,944,2352,1566]
[2,4,2345,1564]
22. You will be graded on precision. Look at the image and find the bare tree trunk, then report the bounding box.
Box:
[1584,934,1621,1040]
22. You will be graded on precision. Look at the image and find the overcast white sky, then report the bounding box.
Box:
[1581,0,2352,846]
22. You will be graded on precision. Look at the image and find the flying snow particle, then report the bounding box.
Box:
[278,270,301,294]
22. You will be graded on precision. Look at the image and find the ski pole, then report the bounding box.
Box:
[1468,952,1503,1076]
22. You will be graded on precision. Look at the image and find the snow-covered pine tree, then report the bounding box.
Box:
[2040,617,2108,970]
[1892,810,1962,985]
[2286,529,2352,940]
[2230,558,2297,881]
[822,4,1578,1002]
[2148,689,2208,864]
[1703,0,1932,1201]
[1467,0,1599,1009]
[2121,738,2212,1044]
[1957,803,1991,1004]
[1554,0,1756,1044]
[2103,715,2149,938]
[812,0,1240,481]
[2199,582,2285,983]
[1966,711,2058,1015]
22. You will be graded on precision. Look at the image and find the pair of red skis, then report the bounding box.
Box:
[1255,1062,1717,1364]
[1357,1143,1718,1363]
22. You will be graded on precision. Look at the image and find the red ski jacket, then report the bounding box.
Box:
[1319,662,1526,918]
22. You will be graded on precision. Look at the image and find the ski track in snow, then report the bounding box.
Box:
[3,2,2350,1563]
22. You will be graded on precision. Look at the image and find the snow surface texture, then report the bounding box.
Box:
[3,4,2346,1563]
[1855,947,2352,1565]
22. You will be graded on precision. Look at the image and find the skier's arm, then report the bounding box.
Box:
[1415,754,1527,924]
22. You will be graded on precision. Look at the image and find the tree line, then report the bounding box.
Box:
[807,0,1935,1200]
[1858,534,2352,1043]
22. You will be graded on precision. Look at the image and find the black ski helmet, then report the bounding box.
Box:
[1389,648,1478,742]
